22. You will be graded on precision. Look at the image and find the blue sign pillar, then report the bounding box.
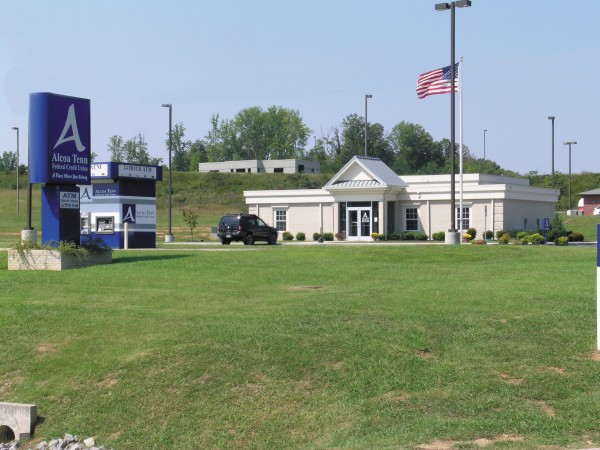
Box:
[29,93,91,245]
[41,185,81,244]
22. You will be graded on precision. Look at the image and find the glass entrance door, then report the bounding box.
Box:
[347,207,371,241]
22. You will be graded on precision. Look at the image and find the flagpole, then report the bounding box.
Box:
[459,57,464,243]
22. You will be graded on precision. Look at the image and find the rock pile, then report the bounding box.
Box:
[0,434,113,450]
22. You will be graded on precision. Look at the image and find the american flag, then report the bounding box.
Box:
[416,64,459,99]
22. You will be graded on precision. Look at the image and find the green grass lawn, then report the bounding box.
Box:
[1,244,599,449]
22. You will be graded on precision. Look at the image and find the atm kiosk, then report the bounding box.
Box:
[79,162,163,249]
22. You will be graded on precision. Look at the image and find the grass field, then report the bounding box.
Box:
[1,244,599,449]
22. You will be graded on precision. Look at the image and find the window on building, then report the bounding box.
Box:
[274,168,284,173]
[274,209,287,231]
[339,202,347,234]
[405,208,419,231]
[455,207,470,230]
[298,164,304,173]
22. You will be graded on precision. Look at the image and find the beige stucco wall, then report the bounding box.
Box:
[249,203,336,237]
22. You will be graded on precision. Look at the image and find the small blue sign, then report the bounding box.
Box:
[542,218,550,231]
[123,204,136,223]
[29,92,91,185]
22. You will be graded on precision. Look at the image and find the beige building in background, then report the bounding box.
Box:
[244,156,559,241]
[199,159,320,174]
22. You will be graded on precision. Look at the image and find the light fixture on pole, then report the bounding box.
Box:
[162,103,174,243]
[11,127,19,214]
[364,94,372,157]
[548,116,555,188]
[483,129,487,174]
[563,141,577,212]
[435,0,471,244]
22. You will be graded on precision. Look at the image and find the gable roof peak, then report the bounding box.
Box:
[324,156,406,189]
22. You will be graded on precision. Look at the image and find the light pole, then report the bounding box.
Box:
[548,116,555,188]
[563,141,577,212]
[162,103,174,243]
[364,94,372,157]
[11,127,19,214]
[435,0,471,244]
[483,129,487,174]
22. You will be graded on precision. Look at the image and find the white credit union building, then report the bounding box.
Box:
[244,156,559,241]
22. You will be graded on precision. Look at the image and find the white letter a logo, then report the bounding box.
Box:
[54,104,86,152]
[123,207,136,223]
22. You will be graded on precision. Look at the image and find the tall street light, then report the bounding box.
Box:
[162,103,174,243]
[483,129,487,174]
[435,0,471,244]
[364,94,372,157]
[11,127,19,214]
[563,141,577,212]
[548,116,555,188]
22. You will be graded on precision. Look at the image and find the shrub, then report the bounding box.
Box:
[495,229,505,240]
[485,230,494,240]
[388,231,401,241]
[568,232,584,242]
[528,233,545,245]
[282,231,293,241]
[432,231,445,241]
[414,232,428,241]
[471,239,487,245]
[463,233,472,241]
[295,232,306,241]
[506,229,520,238]
[402,231,415,240]
[467,228,477,240]
[312,232,321,241]
[548,213,569,242]
[498,233,510,245]
[517,231,530,240]
[334,232,344,241]
[555,236,569,246]
[377,234,387,241]
[322,232,334,241]
[510,238,525,245]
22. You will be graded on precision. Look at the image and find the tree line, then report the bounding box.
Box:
[105,105,518,177]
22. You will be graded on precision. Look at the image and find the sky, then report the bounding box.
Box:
[2,0,599,175]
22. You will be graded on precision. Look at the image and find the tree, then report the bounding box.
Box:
[188,140,207,171]
[327,114,391,170]
[0,151,17,173]
[388,122,440,174]
[107,135,125,162]
[167,123,191,171]
[233,106,265,160]
[108,134,162,165]
[181,208,199,241]
[205,106,311,162]
[262,106,310,159]
[338,114,364,165]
